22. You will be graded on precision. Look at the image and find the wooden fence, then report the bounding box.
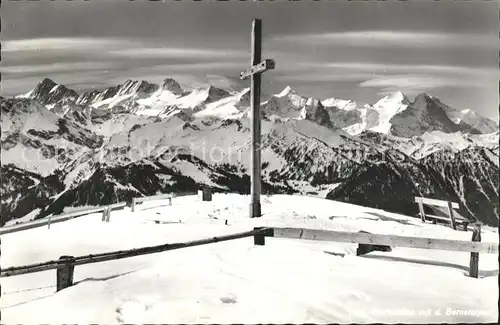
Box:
[0,203,116,235]
[101,202,127,222]
[0,189,494,294]
[1,202,129,235]
[1,223,496,295]
[0,228,270,291]
[1,190,207,234]
[254,225,497,278]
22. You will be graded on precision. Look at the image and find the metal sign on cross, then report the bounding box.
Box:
[239,18,275,219]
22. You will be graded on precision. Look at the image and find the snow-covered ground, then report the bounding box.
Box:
[1,194,498,324]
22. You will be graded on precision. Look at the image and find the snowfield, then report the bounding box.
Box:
[1,194,498,324]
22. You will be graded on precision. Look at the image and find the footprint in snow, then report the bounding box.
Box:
[220,293,238,304]
[115,299,150,323]
[342,290,371,302]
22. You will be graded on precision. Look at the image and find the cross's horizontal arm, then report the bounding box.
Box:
[240,59,275,80]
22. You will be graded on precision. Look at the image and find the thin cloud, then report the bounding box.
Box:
[109,47,245,59]
[1,62,122,76]
[377,89,427,97]
[1,37,250,96]
[300,62,498,77]
[3,37,134,52]
[136,62,244,72]
[272,30,498,48]
[275,61,497,86]
[359,75,487,91]
[3,37,245,60]
[276,73,376,83]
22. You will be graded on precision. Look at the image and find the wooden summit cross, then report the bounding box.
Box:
[240,19,275,218]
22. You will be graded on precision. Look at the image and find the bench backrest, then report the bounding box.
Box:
[415,197,459,209]
[415,196,461,230]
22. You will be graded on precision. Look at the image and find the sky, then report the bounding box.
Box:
[1,0,498,120]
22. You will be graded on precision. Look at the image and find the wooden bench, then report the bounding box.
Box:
[415,196,468,231]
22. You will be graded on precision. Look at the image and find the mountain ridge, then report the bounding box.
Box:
[16,78,498,137]
[1,77,498,227]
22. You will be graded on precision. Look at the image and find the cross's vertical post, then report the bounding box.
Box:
[250,19,262,219]
[239,19,275,219]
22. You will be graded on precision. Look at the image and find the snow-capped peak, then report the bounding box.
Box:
[205,85,231,100]
[321,98,357,111]
[412,93,435,108]
[276,86,298,98]
[184,85,231,105]
[116,80,159,97]
[455,108,499,134]
[305,97,315,106]
[25,78,79,106]
[260,86,307,119]
[374,91,409,107]
[40,77,58,89]
[160,78,183,96]
[358,90,410,134]
[388,92,464,137]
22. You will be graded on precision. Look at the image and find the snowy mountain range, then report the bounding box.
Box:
[1,77,498,227]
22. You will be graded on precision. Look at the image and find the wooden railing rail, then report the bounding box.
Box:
[0,227,271,279]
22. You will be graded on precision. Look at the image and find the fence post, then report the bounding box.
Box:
[202,187,212,202]
[469,224,481,278]
[131,198,136,212]
[253,227,266,245]
[56,255,75,292]
[106,207,111,222]
[101,207,108,222]
[48,215,51,229]
[417,199,426,223]
[447,201,457,230]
